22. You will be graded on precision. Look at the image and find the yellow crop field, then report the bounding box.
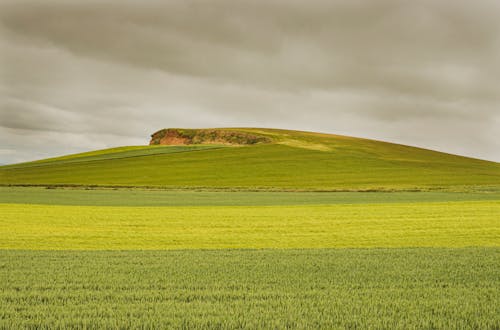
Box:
[1,201,498,250]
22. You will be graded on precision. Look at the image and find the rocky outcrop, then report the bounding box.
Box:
[150,129,272,146]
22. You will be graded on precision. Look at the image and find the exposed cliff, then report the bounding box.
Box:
[149,128,272,146]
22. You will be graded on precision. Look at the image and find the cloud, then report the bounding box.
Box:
[1,0,499,163]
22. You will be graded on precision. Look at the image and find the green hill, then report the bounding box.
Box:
[1,128,499,191]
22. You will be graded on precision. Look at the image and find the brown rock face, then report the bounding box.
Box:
[155,130,191,145]
[149,128,271,146]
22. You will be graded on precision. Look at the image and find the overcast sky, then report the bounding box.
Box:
[1,0,500,164]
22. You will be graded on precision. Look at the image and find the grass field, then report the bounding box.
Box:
[2,129,499,191]
[1,128,499,328]
[1,201,499,250]
[2,186,500,206]
[1,249,498,329]
[1,188,499,328]
[2,145,223,169]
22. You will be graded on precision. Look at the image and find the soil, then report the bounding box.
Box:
[149,129,271,146]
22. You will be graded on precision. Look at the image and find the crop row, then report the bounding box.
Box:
[0,248,498,329]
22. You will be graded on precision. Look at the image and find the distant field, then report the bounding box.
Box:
[1,249,498,329]
[1,187,500,206]
[2,129,499,191]
[1,201,498,249]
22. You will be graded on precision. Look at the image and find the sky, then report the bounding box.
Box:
[1,0,500,164]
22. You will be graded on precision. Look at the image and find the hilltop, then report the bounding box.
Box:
[1,128,499,191]
[150,128,271,146]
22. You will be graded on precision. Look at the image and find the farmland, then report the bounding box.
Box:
[2,186,500,206]
[1,249,499,329]
[1,128,499,328]
[1,200,499,250]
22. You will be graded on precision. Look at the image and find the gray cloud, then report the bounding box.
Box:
[1,0,499,163]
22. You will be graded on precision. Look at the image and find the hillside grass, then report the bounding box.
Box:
[1,129,499,191]
[1,249,498,329]
[1,201,498,249]
[1,145,223,169]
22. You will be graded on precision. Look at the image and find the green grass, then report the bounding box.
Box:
[1,249,498,329]
[1,145,223,169]
[1,186,500,206]
[1,201,498,249]
[1,187,500,206]
[1,128,499,191]
[1,187,498,328]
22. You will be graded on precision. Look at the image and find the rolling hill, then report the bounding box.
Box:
[1,128,499,191]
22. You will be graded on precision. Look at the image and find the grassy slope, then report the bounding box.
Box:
[1,145,223,169]
[1,128,499,191]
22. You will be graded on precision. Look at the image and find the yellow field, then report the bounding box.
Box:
[1,201,498,250]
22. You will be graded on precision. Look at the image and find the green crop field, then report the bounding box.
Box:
[0,187,499,328]
[1,129,499,328]
[1,249,498,329]
[2,186,500,206]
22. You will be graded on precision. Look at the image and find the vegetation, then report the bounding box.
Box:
[1,145,222,169]
[1,128,498,328]
[1,186,499,206]
[1,249,498,329]
[1,201,498,249]
[1,129,499,191]
[150,128,272,145]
